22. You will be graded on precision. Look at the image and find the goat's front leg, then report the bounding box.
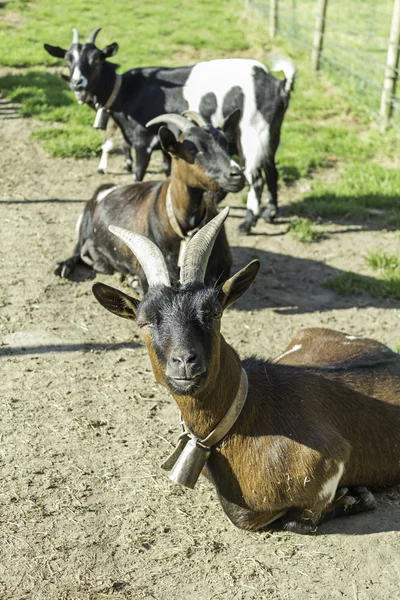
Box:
[54,250,83,278]
[123,142,133,172]
[97,136,114,175]
[162,150,171,177]
[133,146,152,182]
[238,169,264,235]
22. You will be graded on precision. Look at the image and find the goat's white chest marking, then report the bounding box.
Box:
[318,462,345,503]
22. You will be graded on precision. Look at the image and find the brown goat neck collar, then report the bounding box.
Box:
[166,184,208,241]
[162,368,248,489]
[104,74,122,110]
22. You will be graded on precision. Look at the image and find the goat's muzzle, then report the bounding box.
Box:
[71,86,88,105]
[223,164,246,193]
[165,348,206,395]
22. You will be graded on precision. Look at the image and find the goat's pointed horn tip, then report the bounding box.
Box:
[219,206,230,221]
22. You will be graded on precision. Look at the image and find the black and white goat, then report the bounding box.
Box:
[54,111,244,291]
[44,28,296,233]
[92,209,400,533]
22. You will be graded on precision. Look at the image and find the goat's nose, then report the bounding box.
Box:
[172,351,197,366]
[167,348,204,380]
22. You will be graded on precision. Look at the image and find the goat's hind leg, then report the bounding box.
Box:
[260,160,278,223]
[279,486,376,534]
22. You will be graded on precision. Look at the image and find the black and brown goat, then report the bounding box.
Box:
[92,208,400,533]
[55,111,244,291]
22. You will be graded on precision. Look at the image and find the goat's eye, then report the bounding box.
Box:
[185,141,198,156]
[138,321,153,329]
[212,309,222,320]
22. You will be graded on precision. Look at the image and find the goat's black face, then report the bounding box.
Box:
[92,259,260,398]
[44,39,118,104]
[183,125,245,194]
[137,284,223,396]
[64,43,104,104]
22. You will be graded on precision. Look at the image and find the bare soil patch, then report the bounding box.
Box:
[1,95,400,600]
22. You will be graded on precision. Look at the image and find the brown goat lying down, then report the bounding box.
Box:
[92,209,400,533]
[55,111,244,292]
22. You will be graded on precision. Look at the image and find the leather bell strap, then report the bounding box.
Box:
[161,368,248,489]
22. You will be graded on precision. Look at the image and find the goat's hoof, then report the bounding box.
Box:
[238,210,257,235]
[261,205,278,223]
[351,486,377,511]
[54,261,73,278]
[282,520,317,535]
[335,486,376,514]
[96,168,105,175]
[238,221,252,235]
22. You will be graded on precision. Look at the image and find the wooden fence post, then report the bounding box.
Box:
[311,0,329,73]
[380,0,400,131]
[270,0,278,38]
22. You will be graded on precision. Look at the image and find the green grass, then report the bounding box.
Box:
[288,218,325,243]
[288,163,400,224]
[0,0,250,68]
[324,251,400,300]
[366,252,400,272]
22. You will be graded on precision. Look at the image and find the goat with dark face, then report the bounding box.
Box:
[55,111,244,292]
[92,209,400,533]
[44,28,295,232]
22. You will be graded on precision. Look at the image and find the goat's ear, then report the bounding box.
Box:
[92,283,139,320]
[159,126,179,154]
[220,108,241,138]
[101,43,119,59]
[44,44,67,59]
[218,260,260,309]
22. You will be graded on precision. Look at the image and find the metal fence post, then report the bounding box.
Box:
[311,0,329,73]
[380,0,400,130]
[270,0,278,38]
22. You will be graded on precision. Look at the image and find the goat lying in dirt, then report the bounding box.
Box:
[55,111,244,292]
[92,208,400,532]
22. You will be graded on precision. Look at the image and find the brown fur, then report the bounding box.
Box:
[93,265,400,532]
[172,331,400,531]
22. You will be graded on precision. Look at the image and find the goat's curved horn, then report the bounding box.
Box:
[72,28,79,45]
[180,207,230,285]
[87,28,101,45]
[146,114,191,132]
[181,111,208,128]
[109,225,170,288]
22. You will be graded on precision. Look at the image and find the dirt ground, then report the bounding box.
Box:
[1,93,400,600]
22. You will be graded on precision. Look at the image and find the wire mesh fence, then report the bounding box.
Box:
[247,0,400,130]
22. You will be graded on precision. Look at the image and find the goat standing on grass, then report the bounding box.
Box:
[44,28,295,233]
[55,111,244,291]
[59,73,133,174]
[92,208,400,533]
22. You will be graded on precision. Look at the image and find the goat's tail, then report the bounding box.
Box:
[272,58,296,94]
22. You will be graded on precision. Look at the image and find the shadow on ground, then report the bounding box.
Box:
[230,245,400,314]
